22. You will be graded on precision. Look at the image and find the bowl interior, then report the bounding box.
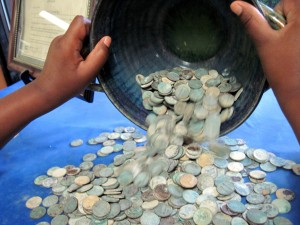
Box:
[91,0,266,135]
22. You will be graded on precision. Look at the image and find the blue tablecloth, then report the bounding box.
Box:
[0,81,299,225]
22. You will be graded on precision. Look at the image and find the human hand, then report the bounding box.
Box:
[34,15,111,108]
[230,0,300,141]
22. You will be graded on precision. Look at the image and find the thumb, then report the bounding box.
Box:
[79,36,111,78]
[230,1,274,47]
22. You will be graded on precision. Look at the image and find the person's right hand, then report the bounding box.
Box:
[230,0,300,141]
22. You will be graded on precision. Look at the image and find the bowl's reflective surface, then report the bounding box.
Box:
[91,0,267,134]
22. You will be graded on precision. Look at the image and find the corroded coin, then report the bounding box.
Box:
[42,195,59,208]
[29,206,46,219]
[92,200,111,219]
[276,188,295,201]
[140,211,160,225]
[26,196,43,209]
[272,199,291,214]
[193,207,213,225]
[246,209,267,224]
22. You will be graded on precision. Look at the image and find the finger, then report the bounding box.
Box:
[64,16,91,50]
[275,0,300,22]
[230,1,275,48]
[274,1,283,14]
[79,36,111,79]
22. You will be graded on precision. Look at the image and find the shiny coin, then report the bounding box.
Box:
[292,164,300,175]
[26,196,43,209]
[270,156,286,167]
[249,170,266,180]
[253,149,270,163]
[229,151,246,161]
[70,139,84,147]
[260,162,277,172]
[52,168,67,178]
[227,162,244,172]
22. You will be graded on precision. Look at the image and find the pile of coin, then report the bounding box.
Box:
[136,67,243,142]
[25,125,299,225]
[24,67,299,225]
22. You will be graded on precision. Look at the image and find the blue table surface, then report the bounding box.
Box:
[0,81,299,225]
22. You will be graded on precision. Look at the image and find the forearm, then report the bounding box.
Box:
[272,85,300,142]
[0,81,56,148]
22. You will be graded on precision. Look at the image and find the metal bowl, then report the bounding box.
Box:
[90,0,267,135]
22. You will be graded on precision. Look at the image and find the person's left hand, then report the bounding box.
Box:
[34,15,111,108]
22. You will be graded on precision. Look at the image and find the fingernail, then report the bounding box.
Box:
[103,36,111,48]
[231,3,243,16]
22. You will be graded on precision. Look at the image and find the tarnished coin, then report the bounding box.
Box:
[226,200,246,213]
[34,175,49,186]
[26,196,43,209]
[246,209,267,224]
[92,200,111,219]
[30,206,47,219]
[261,203,279,219]
[47,204,63,217]
[193,207,213,225]
[140,211,160,225]
[231,217,248,225]
[179,174,197,188]
[154,202,173,217]
[273,216,293,225]
[63,197,78,214]
[182,190,199,204]
[42,195,59,208]
[179,204,197,220]
[51,215,68,225]
[272,198,291,214]
[276,188,295,201]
